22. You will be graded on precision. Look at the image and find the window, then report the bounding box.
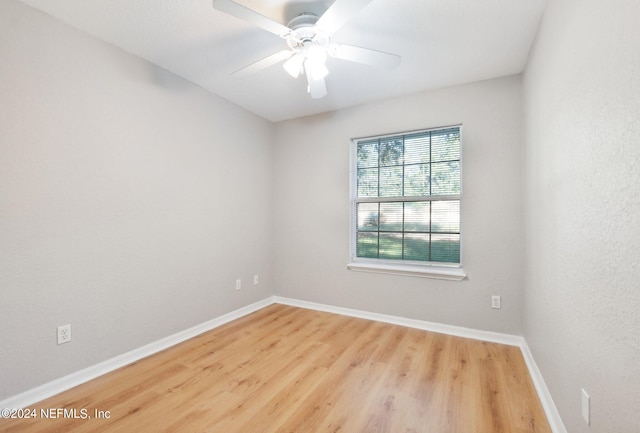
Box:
[349,126,464,279]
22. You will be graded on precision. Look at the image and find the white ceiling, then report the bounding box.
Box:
[18,0,545,122]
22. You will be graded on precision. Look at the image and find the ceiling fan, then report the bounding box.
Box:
[212,0,401,98]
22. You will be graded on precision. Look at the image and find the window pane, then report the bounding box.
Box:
[430,234,460,263]
[357,232,378,258]
[404,133,430,164]
[404,201,430,232]
[357,203,379,232]
[404,233,430,261]
[352,126,461,265]
[431,161,460,195]
[357,140,378,168]
[404,163,430,196]
[431,129,461,162]
[357,167,378,197]
[380,166,402,197]
[380,202,403,232]
[379,233,403,259]
[379,138,403,167]
[432,200,460,233]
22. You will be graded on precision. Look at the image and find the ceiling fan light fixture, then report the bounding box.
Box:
[304,58,329,81]
[305,44,327,64]
[303,43,329,82]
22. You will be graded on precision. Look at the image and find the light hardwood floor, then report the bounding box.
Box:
[1,304,551,433]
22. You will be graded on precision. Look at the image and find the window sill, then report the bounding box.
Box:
[347,262,467,281]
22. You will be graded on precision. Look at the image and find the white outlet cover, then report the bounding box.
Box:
[57,324,71,345]
[491,295,501,309]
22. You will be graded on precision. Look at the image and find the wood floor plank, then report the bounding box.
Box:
[1,304,551,433]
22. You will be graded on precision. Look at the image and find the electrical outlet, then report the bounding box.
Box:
[235,279,241,290]
[582,388,590,425]
[253,274,259,285]
[57,324,71,345]
[491,295,501,309]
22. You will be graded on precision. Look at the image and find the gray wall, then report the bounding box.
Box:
[273,76,525,335]
[0,1,274,400]
[523,0,640,431]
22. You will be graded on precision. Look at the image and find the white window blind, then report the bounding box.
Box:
[351,126,461,265]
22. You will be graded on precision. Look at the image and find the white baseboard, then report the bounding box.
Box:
[1,294,566,433]
[0,297,275,410]
[273,296,525,346]
[520,342,568,433]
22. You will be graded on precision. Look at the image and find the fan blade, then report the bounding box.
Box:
[232,50,293,78]
[307,76,327,99]
[328,43,401,69]
[305,62,328,99]
[212,0,291,37]
[316,0,374,36]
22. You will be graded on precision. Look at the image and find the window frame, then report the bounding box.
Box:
[347,125,466,281]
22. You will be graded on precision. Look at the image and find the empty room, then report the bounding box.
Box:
[1,0,638,432]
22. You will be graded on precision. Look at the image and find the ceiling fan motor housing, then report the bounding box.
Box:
[286,13,329,51]
[287,12,319,30]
